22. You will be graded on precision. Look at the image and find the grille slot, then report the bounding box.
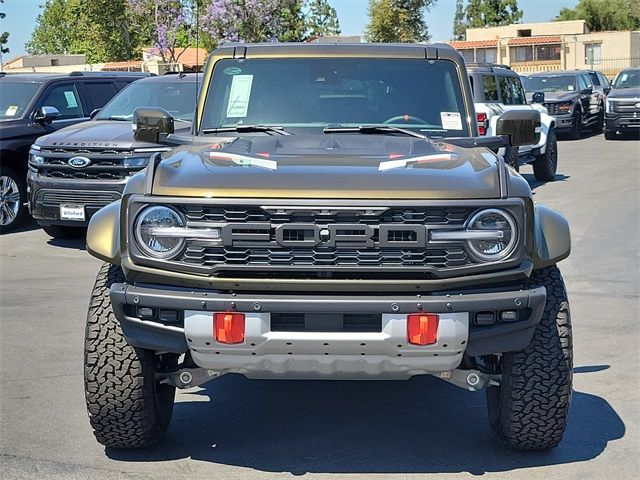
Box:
[37,147,138,180]
[38,190,121,207]
[270,313,382,332]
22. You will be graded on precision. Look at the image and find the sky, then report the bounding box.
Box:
[1,0,579,61]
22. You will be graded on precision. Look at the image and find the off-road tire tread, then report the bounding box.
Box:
[533,129,557,182]
[84,263,175,448]
[487,265,572,450]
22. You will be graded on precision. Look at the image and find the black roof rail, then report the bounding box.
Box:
[467,62,512,71]
[68,71,152,77]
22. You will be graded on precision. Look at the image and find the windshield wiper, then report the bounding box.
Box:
[201,125,290,135]
[323,125,426,138]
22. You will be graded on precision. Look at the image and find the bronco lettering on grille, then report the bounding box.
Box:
[221,223,428,248]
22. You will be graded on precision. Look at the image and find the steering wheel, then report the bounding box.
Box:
[383,114,428,125]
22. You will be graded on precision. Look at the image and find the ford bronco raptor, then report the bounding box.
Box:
[83,43,572,451]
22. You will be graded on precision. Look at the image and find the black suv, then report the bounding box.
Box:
[525,70,603,139]
[0,72,148,233]
[28,73,200,238]
[604,68,640,139]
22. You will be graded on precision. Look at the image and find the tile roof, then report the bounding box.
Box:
[449,40,499,49]
[508,36,562,45]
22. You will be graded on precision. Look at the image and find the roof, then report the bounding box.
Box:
[449,40,498,50]
[135,72,203,83]
[507,36,562,45]
[102,61,144,71]
[466,63,518,75]
[528,70,586,77]
[211,42,457,60]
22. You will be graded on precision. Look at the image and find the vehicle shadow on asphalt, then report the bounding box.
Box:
[107,365,624,475]
[522,173,571,192]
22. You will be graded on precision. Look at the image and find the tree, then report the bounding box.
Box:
[26,0,149,62]
[204,0,306,44]
[128,0,199,63]
[555,0,640,31]
[306,0,341,37]
[465,0,522,28]
[1,0,9,57]
[452,0,466,40]
[365,0,437,43]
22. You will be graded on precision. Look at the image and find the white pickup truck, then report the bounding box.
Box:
[468,64,558,181]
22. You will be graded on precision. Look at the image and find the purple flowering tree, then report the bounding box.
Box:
[128,0,197,63]
[204,0,305,44]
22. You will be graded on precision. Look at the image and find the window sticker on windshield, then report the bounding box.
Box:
[5,106,18,117]
[441,112,462,130]
[64,91,78,108]
[227,75,253,118]
[567,85,574,91]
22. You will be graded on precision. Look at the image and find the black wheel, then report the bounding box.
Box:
[532,129,558,182]
[604,128,616,140]
[504,146,519,172]
[486,266,573,450]
[592,107,604,133]
[41,223,86,239]
[0,166,27,234]
[84,263,177,448]
[567,110,582,140]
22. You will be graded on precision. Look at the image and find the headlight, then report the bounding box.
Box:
[557,102,572,113]
[134,206,186,259]
[605,99,612,113]
[29,152,45,166]
[465,209,517,261]
[123,156,150,168]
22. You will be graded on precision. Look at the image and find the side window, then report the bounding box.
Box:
[598,72,610,88]
[498,76,512,105]
[507,77,526,105]
[39,83,84,119]
[583,74,593,89]
[83,82,118,110]
[577,75,587,91]
[482,75,499,102]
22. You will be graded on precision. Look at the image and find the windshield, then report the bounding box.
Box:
[525,75,577,93]
[0,82,40,120]
[97,79,197,122]
[201,58,470,137]
[612,70,640,89]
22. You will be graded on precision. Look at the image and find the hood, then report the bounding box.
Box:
[526,91,578,103]
[151,134,502,200]
[35,120,190,149]
[607,87,640,100]
[0,118,30,142]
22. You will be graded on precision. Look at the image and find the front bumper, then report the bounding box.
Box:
[27,171,127,226]
[549,112,575,132]
[605,113,640,132]
[110,283,546,380]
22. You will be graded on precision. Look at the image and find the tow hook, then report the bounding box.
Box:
[159,368,222,389]
[435,369,500,391]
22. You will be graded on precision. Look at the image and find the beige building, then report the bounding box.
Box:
[450,20,640,77]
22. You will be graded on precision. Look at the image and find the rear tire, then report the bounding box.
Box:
[0,166,27,234]
[84,263,177,448]
[41,223,86,239]
[486,266,573,450]
[533,129,558,182]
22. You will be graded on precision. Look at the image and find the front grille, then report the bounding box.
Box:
[543,103,563,115]
[161,205,481,275]
[183,245,469,269]
[612,101,640,114]
[38,190,121,208]
[37,147,139,180]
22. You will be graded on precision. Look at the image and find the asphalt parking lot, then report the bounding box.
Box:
[0,132,638,480]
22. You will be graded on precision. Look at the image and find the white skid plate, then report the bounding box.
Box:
[184,311,469,380]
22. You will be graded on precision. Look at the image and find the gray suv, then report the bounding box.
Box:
[525,70,603,139]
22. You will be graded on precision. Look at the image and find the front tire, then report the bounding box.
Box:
[0,166,27,234]
[486,266,573,450]
[567,110,582,140]
[532,129,558,182]
[604,128,616,140]
[84,263,177,448]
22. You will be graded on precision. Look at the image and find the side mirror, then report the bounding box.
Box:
[89,108,101,119]
[496,109,541,147]
[604,86,611,95]
[34,106,60,123]
[133,107,174,143]
[581,87,593,95]
[531,91,545,104]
